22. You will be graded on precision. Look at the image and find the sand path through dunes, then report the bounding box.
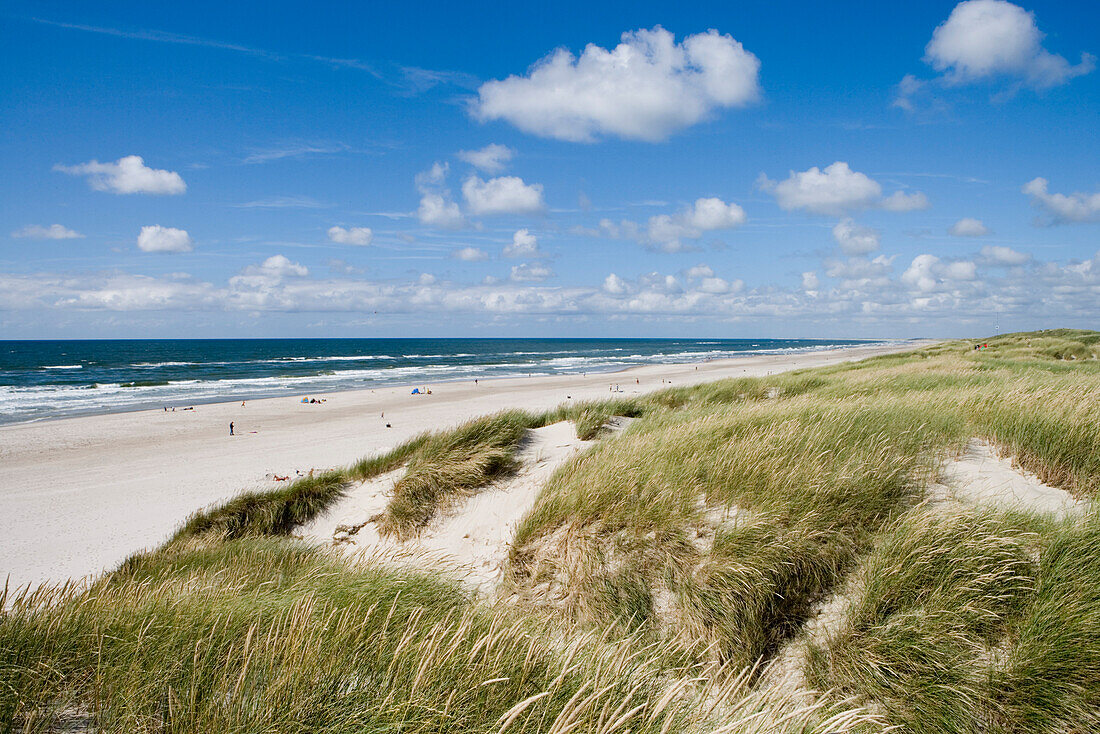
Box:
[0,342,927,590]
[300,420,603,590]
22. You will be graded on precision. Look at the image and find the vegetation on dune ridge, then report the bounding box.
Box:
[3,329,1100,733]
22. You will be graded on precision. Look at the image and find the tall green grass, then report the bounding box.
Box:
[1,538,884,733]
[3,329,1099,733]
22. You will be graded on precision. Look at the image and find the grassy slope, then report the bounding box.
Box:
[3,329,1099,733]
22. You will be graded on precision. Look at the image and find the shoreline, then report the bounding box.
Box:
[0,340,936,591]
[0,338,905,428]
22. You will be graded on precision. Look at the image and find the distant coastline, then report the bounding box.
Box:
[0,337,911,425]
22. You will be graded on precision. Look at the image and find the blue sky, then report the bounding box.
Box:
[1,0,1098,338]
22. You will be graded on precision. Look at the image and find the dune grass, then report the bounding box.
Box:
[378,410,533,539]
[3,329,1100,733]
[1,538,885,734]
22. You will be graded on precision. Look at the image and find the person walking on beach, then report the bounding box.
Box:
[229,421,234,436]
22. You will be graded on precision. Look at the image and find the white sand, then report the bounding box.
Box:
[300,420,600,590]
[0,342,924,590]
[932,439,1082,518]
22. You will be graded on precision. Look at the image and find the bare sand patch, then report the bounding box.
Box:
[299,420,604,590]
[932,439,1082,518]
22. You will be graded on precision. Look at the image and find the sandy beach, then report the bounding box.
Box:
[0,342,926,590]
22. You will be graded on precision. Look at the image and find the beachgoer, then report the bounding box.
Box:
[229,422,234,436]
[475,378,478,385]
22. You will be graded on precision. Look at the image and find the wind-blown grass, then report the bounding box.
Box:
[1,538,885,733]
[379,410,532,539]
[3,329,1100,733]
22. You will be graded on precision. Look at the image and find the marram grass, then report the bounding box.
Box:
[3,329,1100,733]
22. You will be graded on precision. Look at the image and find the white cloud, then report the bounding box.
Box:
[949,217,990,236]
[12,224,84,240]
[1022,177,1100,223]
[684,197,747,230]
[462,176,545,215]
[416,161,449,189]
[418,194,466,228]
[901,253,977,291]
[55,155,186,195]
[238,255,309,279]
[327,226,373,245]
[980,245,1030,265]
[473,26,760,142]
[685,264,715,279]
[415,162,467,228]
[760,162,929,216]
[880,190,931,212]
[698,276,737,294]
[453,246,489,261]
[510,262,554,282]
[603,273,628,294]
[136,225,193,253]
[457,144,515,173]
[4,248,1100,330]
[944,260,977,281]
[762,162,880,215]
[802,271,820,291]
[901,254,941,292]
[892,74,927,111]
[604,197,746,252]
[925,0,1095,88]
[832,219,880,255]
[826,255,895,286]
[504,228,541,258]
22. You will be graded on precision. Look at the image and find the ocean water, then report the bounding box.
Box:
[0,338,893,424]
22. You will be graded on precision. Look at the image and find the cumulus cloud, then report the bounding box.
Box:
[462,176,545,215]
[832,219,880,255]
[681,263,740,294]
[598,197,746,252]
[473,26,760,142]
[949,217,990,236]
[238,255,309,279]
[980,245,1030,265]
[759,162,928,216]
[136,225,193,253]
[453,246,489,261]
[924,0,1094,88]
[1022,177,1100,224]
[12,224,84,240]
[684,197,747,230]
[327,226,373,245]
[418,194,466,228]
[510,262,554,282]
[457,144,515,173]
[55,155,186,195]
[415,162,467,228]
[802,271,820,291]
[504,228,541,258]
[603,273,628,294]
[901,253,977,291]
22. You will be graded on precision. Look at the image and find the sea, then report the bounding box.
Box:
[0,338,900,425]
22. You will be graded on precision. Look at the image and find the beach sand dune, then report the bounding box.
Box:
[0,343,924,590]
[300,419,607,590]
